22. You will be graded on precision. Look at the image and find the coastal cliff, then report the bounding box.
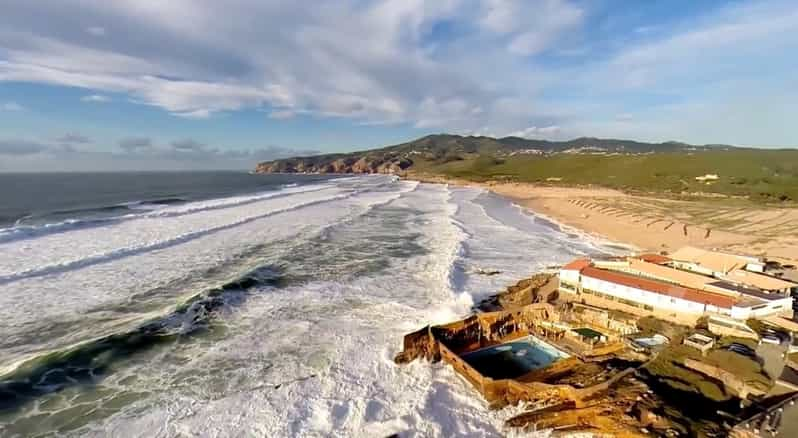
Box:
[255,152,412,174]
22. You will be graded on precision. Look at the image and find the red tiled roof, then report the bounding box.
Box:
[581,266,736,309]
[637,253,672,264]
[562,259,591,271]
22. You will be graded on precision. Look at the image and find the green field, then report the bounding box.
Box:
[412,149,798,203]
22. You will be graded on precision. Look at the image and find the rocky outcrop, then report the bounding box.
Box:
[393,326,438,364]
[255,153,413,175]
[477,273,558,311]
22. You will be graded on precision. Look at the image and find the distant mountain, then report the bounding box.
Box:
[255,134,728,174]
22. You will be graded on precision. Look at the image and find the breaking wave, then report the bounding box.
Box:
[0,175,601,437]
[0,264,285,412]
[0,184,331,245]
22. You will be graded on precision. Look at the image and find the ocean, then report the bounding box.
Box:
[0,172,617,437]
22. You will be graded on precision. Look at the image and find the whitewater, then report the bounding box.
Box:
[0,175,616,437]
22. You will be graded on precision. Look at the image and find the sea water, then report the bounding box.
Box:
[0,173,617,437]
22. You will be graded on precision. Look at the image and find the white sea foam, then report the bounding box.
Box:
[0,183,332,244]
[0,177,605,437]
[0,177,402,368]
[73,183,532,437]
[0,186,348,281]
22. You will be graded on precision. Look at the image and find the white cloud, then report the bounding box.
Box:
[1,101,24,111]
[507,125,561,139]
[0,136,320,171]
[269,109,296,120]
[171,109,213,119]
[0,139,47,155]
[118,137,152,152]
[0,0,581,127]
[81,94,111,103]
[539,0,798,145]
[481,0,584,55]
[0,0,796,146]
[595,1,798,90]
[56,133,92,144]
[86,26,106,37]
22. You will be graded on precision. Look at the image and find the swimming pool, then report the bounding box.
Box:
[460,335,570,379]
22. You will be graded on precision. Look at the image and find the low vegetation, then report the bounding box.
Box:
[636,316,690,342]
[415,149,798,203]
[644,345,730,401]
[258,133,798,203]
[644,341,773,402]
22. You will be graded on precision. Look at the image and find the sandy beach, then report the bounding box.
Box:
[409,174,798,263]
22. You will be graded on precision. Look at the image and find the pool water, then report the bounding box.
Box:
[572,327,605,340]
[460,336,570,380]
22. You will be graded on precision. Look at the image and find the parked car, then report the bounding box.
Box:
[727,344,755,355]
[761,334,782,345]
[726,343,756,357]
[762,328,790,344]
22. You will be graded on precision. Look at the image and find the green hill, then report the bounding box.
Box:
[256,134,798,203]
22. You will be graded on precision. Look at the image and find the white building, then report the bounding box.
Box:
[559,259,791,320]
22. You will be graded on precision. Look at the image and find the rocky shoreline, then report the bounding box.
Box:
[395,273,780,436]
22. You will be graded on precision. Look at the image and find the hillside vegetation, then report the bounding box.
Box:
[257,134,798,203]
[416,149,798,202]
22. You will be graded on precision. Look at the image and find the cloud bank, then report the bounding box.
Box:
[1,0,797,148]
[0,136,319,172]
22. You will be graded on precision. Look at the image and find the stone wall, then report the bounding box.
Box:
[395,302,635,409]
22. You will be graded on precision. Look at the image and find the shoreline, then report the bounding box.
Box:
[405,174,798,263]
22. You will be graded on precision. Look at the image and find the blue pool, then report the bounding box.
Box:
[460,335,570,379]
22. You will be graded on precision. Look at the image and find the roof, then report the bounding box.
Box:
[707,280,787,301]
[636,253,671,264]
[669,246,758,274]
[626,258,716,290]
[734,296,770,308]
[562,259,591,271]
[763,315,798,333]
[686,333,713,344]
[724,269,798,291]
[581,266,737,309]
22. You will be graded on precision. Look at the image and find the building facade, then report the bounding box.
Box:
[559,256,792,320]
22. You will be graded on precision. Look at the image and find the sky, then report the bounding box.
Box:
[1,0,797,171]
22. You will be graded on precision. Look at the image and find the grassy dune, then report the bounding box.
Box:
[414,149,798,203]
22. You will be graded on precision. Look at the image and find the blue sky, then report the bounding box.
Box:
[1,0,797,171]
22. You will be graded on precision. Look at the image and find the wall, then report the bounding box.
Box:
[438,342,487,393]
[397,302,635,410]
[582,275,714,315]
[559,269,581,285]
[707,317,758,340]
[570,305,638,335]
[731,297,793,320]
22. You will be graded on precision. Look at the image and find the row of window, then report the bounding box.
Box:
[581,287,654,311]
[560,282,577,292]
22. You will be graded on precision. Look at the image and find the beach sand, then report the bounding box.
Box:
[409,174,798,263]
